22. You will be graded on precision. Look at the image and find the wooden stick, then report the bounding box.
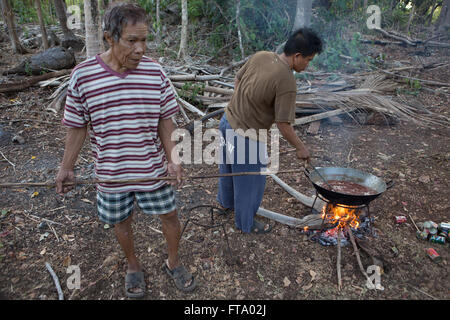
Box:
[0,69,72,93]
[407,284,437,300]
[0,151,16,172]
[0,168,306,188]
[294,109,354,127]
[379,69,450,87]
[337,227,342,291]
[347,227,371,284]
[45,262,64,300]
[169,74,221,82]
[408,214,420,232]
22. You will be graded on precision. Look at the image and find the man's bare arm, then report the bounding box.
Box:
[158,118,183,185]
[56,126,87,194]
[276,122,310,162]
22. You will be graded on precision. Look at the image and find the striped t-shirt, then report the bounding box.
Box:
[63,54,179,193]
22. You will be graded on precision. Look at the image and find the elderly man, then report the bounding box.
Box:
[217,28,323,234]
[55,3,196,298]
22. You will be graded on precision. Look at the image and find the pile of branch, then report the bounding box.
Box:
[294,74,449,127]
[367,28,450,48]
[12,58,447,129]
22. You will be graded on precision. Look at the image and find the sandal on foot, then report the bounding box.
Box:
[217,205,233,216]
[125,271,146,298]
[251,219,272,234]
[163,261,197,293]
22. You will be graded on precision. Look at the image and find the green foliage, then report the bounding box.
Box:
[11,0,57,25]
[179,82,205,106]
[309,13,366,72]
[24,61,33,76]
[398,78,422,96]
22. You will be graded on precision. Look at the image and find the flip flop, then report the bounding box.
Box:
[217,206,233,216]
[218,207,234,216]
[125,271,146,298]
[251,219,272,234]
[163,261,197,293]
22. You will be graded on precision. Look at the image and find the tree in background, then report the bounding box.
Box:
[437,0,450,31]
[178,0,188,60]
[292,0,312,31]
[53,0,76,39]
[0,0,28,53]
[84,0,103,58]
[35,0,49,49]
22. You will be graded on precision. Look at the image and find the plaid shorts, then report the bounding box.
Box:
[96,184,176,225]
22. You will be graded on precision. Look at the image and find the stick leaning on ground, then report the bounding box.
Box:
[0,168,306,188]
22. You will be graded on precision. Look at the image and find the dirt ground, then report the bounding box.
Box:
[0,37,449,302]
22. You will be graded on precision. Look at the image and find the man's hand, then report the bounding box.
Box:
[276,122,311,165]
[167,163,184,187]
[296,146,311,165]
[56,168,76,195]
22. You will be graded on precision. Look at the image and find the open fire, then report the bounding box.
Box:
[302,201,374,246]
[300,200,378,291]
[322,203,361,230]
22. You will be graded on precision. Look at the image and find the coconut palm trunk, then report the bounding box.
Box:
[84,0,103,58]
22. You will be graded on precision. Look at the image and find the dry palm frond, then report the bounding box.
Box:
[297,74,449,127]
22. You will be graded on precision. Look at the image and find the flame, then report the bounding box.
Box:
[322,203,361,230]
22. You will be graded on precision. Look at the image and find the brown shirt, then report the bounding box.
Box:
[225,51,297,138]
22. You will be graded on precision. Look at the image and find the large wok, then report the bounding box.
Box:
[305,167,394,206]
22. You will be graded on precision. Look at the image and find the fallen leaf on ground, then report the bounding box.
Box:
[283,277,291,287]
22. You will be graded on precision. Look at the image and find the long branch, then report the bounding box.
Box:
[0,168,305,188]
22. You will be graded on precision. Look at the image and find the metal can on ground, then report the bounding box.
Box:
[416,230,429,241]
[438,230,448,239]
[429,235,446,244]
[426,248,442,262]
[395,216,407,224]
[439,222,450,232]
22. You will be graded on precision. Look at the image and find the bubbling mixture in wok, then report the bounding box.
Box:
[317,180,378,196]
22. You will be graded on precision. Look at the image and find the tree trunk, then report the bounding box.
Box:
[35,0,49,49]
[406,5,414,34]
[427,0,438,26]
[437,0,450,31]
[178,0,188,60]
[53,0,75,38]
[156,0,161,45]
[291,0,312,32]
[98,0,105,52]
[0,0,28,54]
[84,0,103,58]
[236,0,244,59]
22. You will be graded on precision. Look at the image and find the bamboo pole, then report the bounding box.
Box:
[0,169,306,188]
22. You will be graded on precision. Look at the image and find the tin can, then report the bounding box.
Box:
[426,248,442,262]
[395,216,407,224]
[439,222,450,232]
[429,235,446,244]
[416,230,429,241]
[438,230,448,238]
